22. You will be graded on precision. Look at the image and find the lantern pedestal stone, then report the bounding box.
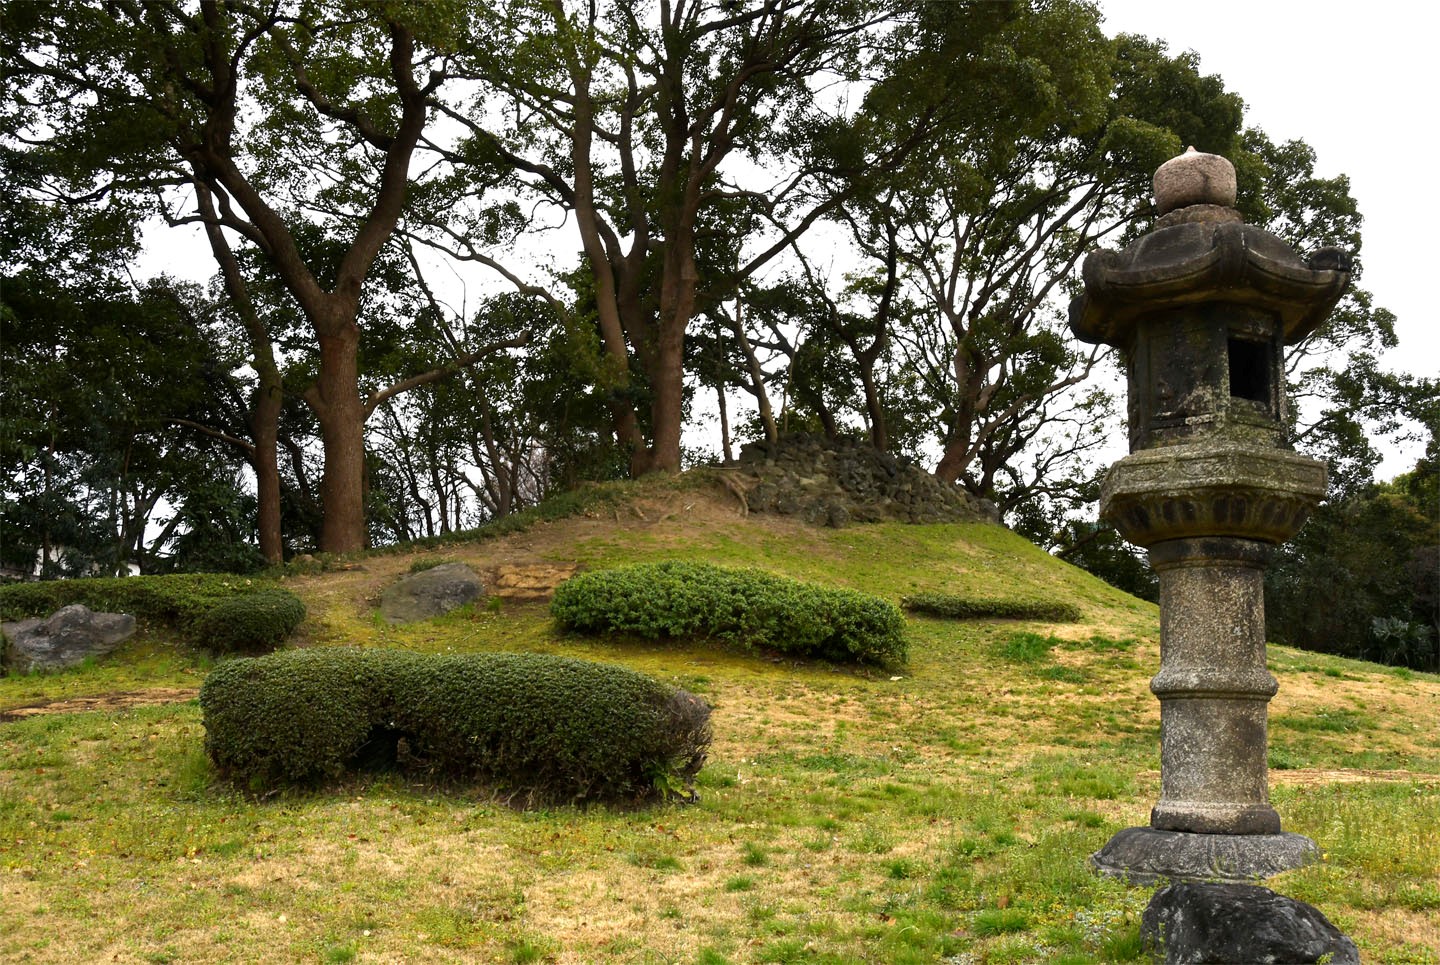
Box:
[1091,828,1320,887]
[1069,149,1350,885]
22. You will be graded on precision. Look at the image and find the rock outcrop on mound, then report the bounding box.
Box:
[726,434,999,527]
[380,562,484,624]
[1,604,136,673]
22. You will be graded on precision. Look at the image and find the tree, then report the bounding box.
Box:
[1266,469,1439,670]
[851,25,1249,511]
[423,0,983,476]
[0,265,259,575]
[2,0,501,553]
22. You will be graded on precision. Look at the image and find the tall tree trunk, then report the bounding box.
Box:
[637,315,688,475]
[639,160,703,475]
[933,444,969,487]
[717,382,733,463]
[729,310,777,444]
[859,366,888,452]
[308,329,368,554]
[193,177,285,563]
[251,384,284,562]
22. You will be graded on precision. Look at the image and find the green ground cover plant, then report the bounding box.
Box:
[200,647,711,803]
[551,560,907,665]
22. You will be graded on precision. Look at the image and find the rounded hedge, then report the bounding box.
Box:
[192,589,307,654]
[199,648,711,804]
[550,561,907,665]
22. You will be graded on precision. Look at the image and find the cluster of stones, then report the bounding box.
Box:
[731,433,998,527]
[1071,148,1352,884]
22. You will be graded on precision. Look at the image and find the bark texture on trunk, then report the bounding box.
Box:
[310,328,369,554]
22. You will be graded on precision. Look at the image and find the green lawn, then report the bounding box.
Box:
[3,483,1436,963]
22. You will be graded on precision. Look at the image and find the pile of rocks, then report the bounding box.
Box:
[728,433,998,528]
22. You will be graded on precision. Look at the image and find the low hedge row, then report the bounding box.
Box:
[550,561,907,665]
[200,648,712,803]
[0,574,305,653]
[901,592,1081,623]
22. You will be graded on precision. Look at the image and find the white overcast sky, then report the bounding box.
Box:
[1099,0,1436,474]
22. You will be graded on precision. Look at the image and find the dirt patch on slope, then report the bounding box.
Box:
[0,687,198,723]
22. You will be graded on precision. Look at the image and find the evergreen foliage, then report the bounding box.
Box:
[191,590,306,655]
[551,561,907,665]
[0,574,304,651]
[1267,469,1439,670]
[901,593,1081,623]
[200,648,712,803]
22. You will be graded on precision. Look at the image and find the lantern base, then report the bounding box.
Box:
[1090,827,1320,887]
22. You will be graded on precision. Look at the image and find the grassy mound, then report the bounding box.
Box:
[551,560,907,665]
[200,648,711,804]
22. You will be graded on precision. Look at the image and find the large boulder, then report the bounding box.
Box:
[1141,882,1359,964]
[379,563,484,624]
[1,604,136,673]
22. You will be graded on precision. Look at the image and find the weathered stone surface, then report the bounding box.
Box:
[1140,882,1359,964]
[730,434,998,527]
[1146,537,1282,835]
[1091,828,1320,886]
[1153,148,1237,215]
[379,563,483,624]
[1153,203,1244,229]
[1070,222,1351,350]
[2,604,136,673]
[1101,443,1327,547]
[490,563,579,603]
[1075,149,1350,887]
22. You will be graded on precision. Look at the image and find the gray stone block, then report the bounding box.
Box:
[1090,827,1320,886]
[1141,882,1359,964]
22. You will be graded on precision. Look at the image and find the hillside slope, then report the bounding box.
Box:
[1,474,1436,963]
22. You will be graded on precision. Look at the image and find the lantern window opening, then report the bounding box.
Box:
[1227,336,1272,405]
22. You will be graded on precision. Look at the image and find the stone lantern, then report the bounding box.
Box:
[1069,148,1351,884]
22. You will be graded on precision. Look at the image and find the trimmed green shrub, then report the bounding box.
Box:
[0,574,305,651]
[200,648,712,803]
[901,592,1081,623]
[550,561,907,665]
[1,573,263,625]
[192,590,306,654]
